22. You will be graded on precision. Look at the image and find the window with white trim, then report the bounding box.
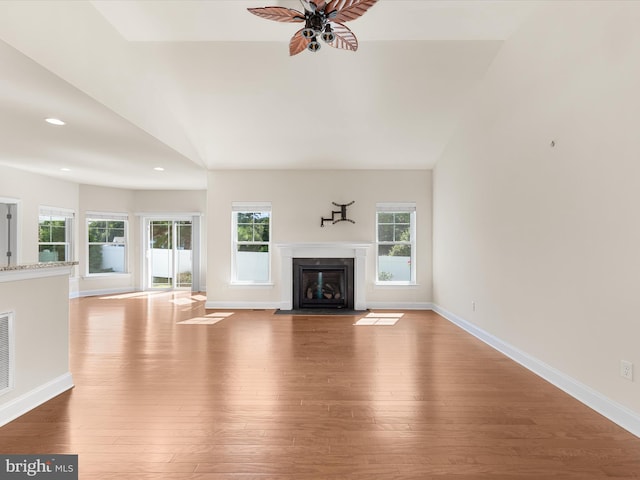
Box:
[232,203,271,283]
[86,213,128,275]
[376,203,416,284]
[38,207,74,262]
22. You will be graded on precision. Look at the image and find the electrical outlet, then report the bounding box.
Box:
[621,360,633,381]
[471,301,476,312]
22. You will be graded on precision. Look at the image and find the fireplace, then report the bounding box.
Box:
[293,258,354,310]
[276,242,370,311]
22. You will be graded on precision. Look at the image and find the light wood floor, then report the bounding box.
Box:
[1,292,639,479]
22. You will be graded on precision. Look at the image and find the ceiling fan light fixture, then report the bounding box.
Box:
[302,27,315,39]
[321,26,335,43]
[307,39,321,52]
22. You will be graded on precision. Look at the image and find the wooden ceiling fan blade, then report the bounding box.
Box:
[326,22,358,51]
[290,29,311,56]
[247,6,305,22]
[326,0,378,23]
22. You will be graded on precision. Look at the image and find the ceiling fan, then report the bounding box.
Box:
[248,0,378,56]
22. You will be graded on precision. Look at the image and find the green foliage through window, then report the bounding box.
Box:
[39,220,67,243]
[38,216,71,262]
[236,212,270,243]
[88,221,125,243]
[377,212,411,256]
[87,219,127,274]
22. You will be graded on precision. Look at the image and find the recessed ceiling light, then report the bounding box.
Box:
[154,167,165,172]
[60,168,71,172]
[45,118,66,126]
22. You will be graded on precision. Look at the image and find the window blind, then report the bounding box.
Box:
[85,211,128,220]
[376,202,416,212]
[39,206,75,218]
[231,202,271,212]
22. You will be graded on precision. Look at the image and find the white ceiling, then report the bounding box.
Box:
[0,0,538,190]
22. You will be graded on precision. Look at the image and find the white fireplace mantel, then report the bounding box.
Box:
[276,242,371,310]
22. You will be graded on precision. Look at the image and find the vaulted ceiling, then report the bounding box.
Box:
[0,1,537,189]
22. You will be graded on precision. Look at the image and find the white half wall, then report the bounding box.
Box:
[0,266,74,426]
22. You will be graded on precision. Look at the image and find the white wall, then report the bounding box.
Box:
[433,1,640,423]
[0,268,74,425]
[207,170,432,308]
[133,190,205,213]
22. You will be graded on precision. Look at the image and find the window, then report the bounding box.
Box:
[232,203,271,283]
[376,203,416,284]
[86,213,128,274]
[38,207,74,262]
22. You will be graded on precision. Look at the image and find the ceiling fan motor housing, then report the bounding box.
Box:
[302,11,326,39]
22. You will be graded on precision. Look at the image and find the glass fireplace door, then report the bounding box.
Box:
[292,258,355,310]
[300,268,347,308]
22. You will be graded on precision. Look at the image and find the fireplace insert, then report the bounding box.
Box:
[292,258,354,310]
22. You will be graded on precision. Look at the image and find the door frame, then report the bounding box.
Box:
[0,197,22,267]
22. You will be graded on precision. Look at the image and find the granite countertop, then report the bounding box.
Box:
[0,261,78,272]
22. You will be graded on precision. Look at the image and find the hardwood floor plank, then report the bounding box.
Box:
[0,293,638,479]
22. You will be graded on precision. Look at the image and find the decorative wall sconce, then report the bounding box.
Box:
[321,201,355,227]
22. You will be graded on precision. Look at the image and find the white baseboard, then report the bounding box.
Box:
[78,289,208,299]
[367,302,433,310]
[204,301,434,311]
[0,373,74,427]
[77,288,135,298]
[205,301,279,310]
[432,304,640,439]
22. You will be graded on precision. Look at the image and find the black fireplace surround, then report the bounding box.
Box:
[292,257,355,310]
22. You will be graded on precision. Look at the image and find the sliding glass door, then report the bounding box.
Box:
[147,219,193,290]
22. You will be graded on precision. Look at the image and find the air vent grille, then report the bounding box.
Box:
[0,312,12,394]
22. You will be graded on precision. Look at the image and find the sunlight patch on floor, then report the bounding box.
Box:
[177,317,225,325]
[178,312,234,325]
[100,291,165,300]
[354,312,404,326]
[170,297,196,305]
